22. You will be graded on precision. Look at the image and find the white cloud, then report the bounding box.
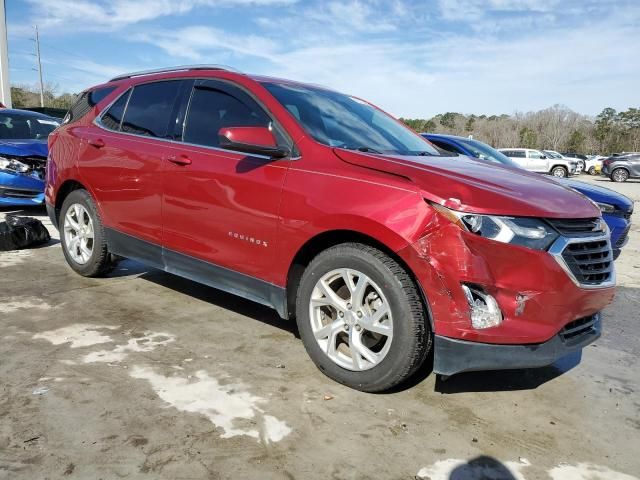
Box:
[25,0,298,31]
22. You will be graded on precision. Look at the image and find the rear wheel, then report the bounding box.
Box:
[60,189,113,277]
[551,166,568,178]
[588,166,596,175]
[611,168,629,183]
[295,243,431,392]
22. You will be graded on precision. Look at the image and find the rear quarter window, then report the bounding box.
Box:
[63,85,117,124]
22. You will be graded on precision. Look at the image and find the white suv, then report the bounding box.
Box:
[498,148,577,177]
[543,150,583,174]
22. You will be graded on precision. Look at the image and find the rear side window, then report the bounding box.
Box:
[121,81,183,138]
[100,90,131,131]
[64,85,117,124]
[183,84,271,148]
[510,150,526,158]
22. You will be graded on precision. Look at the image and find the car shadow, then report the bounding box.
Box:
[138,267,299,338]
[433,351,582,394]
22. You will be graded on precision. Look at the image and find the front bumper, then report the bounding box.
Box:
[0,170,45,206]
[434,313,601,376]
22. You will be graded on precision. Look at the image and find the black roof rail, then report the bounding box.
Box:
[109,65,240,82]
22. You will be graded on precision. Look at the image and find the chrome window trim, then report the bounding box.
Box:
[548,233,616,289]
[93,77,299,162]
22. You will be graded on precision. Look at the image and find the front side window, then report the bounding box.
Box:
[263,82,440,156]
[120,81,183,138]
[528,150,544,159]
[0,113,59,140]
[183,84,271,148]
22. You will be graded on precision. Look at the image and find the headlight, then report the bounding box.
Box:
[431,203,559,250]
[0,156,29,173]
[596,202,615,213]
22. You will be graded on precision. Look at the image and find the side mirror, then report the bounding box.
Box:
[540,155,547,159]
[218,126,290,159]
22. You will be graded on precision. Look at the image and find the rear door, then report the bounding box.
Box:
[92,79,190,246]
[527,150,548,172]
[506,150,528,170]
[161,79,291,283]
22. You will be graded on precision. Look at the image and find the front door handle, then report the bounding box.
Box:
[167,154,192,166]
[88,138,105,148]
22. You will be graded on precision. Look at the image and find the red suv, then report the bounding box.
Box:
[46,66,615,392]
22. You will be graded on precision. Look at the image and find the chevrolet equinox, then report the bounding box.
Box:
[46,66,616,392]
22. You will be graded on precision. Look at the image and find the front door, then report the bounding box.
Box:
[161,79,291,285]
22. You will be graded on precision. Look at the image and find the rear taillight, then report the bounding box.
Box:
[603,157,612,165]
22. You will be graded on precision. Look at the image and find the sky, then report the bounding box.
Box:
[5,0,640,118]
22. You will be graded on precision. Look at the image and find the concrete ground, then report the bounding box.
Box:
[1,175,639,480]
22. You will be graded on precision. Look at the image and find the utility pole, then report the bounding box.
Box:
[0,0,11,108]
[34,25,44,107]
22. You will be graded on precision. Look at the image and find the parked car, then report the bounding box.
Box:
[425,134,633,259]
[602,153,640,182]
[47,66,615,391]
[543,150,583,174]
[498,148,577,177]
[562,152,588,171]
[584,155,604,176]
[0,109,59,206]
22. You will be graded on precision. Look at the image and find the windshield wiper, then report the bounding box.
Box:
[343,145,383,154]
[416,151,436,156]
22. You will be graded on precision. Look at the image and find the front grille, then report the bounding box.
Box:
[561,239,613,285]
[547,218,602,236]
[560,314,598,343]
[615,225,631,248]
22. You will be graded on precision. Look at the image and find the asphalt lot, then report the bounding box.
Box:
[1,175,639,480]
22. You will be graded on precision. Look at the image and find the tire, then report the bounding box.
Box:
[551,166,568,178]
[588,166,596,175]
[295,243,431,392]
[611,168,629,183]
[59,189,113,277]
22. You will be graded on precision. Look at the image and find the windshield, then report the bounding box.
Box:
[0,113,59,140]
[458,138,523,169]
[262,82,440,156]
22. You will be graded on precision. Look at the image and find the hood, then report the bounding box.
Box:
[334,149,601,219]
[0,139,48,158]
[556,177,634,211]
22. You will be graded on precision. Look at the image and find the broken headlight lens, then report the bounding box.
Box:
[431,203,559,250]
[0,156,29,174]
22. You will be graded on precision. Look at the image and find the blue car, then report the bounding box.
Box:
[0,109,59,207]
[423,133,633,259]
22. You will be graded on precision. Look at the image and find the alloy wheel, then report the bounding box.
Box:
[612,169,628,182]
[63,203,94,264]
[309,268,393,371]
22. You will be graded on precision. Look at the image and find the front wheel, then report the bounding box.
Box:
[295,243,431,392]
[588,166,596,175]
[611,168,629,183]
[551,166,568,178]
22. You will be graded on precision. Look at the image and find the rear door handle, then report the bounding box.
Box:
[167,154,192,166]
[88,138,105,148]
